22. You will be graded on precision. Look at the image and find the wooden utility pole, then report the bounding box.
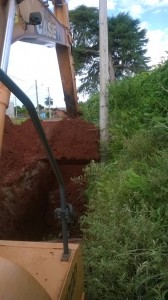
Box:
[99,0,109,150]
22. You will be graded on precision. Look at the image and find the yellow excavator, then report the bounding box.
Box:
[0,1,85,299]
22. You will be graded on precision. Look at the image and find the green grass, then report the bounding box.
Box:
[11,118,28,125]
[80,60,168,299]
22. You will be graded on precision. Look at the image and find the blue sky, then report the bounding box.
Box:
[8,0,168,108]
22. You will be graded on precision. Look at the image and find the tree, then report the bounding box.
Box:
[69,6,150,94]
[38,104,44,110]
[108,12,150,78]
[70,5,99,95]
[14,105,21,117]
[19,105,28,117]
[44,97,53,107]
[44,96,53,119]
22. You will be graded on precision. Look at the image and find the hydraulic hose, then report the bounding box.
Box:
[0,68,70,259]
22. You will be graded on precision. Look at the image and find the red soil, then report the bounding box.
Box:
[0,116,100,241]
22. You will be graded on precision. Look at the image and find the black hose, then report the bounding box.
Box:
[0,68,69,257]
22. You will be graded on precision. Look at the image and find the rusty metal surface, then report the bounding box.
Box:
[0,82,11,154]
[56,43,79,118]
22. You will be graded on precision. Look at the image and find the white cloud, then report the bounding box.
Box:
[121,0,168,7]
[129,4,143,17]
[144,0,162,5]
[140,21,150,30]
[148,0,168,6]
[107,0,116,10]
[118,0,168,18]
[139,21,168,65]
[146,28,168,65]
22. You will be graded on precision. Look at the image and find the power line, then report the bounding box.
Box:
[26,85,35,93]
[8,74,27,82]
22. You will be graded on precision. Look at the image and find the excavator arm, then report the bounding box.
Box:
[54,0,78,118]
[0,0,79,151]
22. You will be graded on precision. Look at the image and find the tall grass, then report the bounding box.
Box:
[80,60,168,299]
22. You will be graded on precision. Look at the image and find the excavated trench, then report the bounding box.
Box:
[0,116,100,241]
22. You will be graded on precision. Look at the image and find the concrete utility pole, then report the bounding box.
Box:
[48,87,51,119]
[35,80,40,117]
[99,0,109,150]
[15,96,17,118]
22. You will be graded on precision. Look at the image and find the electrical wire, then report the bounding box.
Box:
[8,74,27,82]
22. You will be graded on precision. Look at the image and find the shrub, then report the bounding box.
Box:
[80,60,168,299]
[82,150,168,299]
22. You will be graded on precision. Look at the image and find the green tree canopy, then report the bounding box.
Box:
[38,104,44,110]
[70,5,99,95]
[15,105,28,118]
[108,12,150,78]
[70,6,150,94]
[44,97,53,107]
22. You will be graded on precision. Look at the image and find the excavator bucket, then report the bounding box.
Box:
[0,241,85,300]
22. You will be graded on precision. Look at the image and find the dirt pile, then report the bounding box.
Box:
[0,116,100,240]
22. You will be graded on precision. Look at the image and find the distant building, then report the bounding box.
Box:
[52,107,67,119]
[6,101,14,118]
[40,111,46,119]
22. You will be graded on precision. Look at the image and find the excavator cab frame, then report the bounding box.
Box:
[0,0,78,116]
[0,1,85,299]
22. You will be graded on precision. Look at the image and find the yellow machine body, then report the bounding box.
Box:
[0,240,85,300]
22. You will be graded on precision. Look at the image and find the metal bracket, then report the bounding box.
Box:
[61,249,71,261]
[55,203,74,224]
